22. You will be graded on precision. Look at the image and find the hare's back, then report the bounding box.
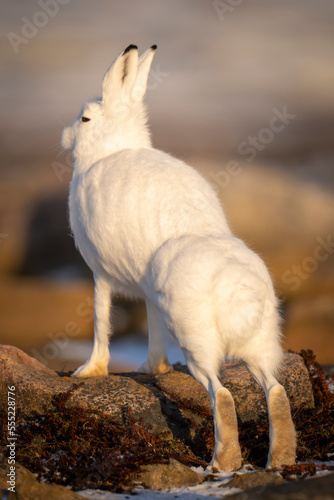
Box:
[85,148,230,242]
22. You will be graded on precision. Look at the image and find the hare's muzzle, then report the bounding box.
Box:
[61,126,74,151]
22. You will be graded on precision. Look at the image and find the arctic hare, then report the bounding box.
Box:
[62,44,296,470]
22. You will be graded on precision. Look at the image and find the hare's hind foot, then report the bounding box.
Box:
[266,384,296,468]
[211,388,242,471]
[138,357,173,375]
[72,358,109,378]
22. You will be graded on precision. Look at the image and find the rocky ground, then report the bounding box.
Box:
[0,345,333,498]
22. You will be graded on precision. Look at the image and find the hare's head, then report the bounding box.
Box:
[62,44,156,168]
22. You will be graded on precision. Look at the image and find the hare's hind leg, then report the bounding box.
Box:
[138,299,172,374]
[212,385,243,471]
[73,274,111,378]
[183,351,242,471]
[246,363,296,468]
[266,384,297,468]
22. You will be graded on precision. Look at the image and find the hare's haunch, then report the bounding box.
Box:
[62,45,296,470]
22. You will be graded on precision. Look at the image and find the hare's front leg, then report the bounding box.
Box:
[138,299,172,374]
[72,274,111,378]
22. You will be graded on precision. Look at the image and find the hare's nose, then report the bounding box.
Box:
[61,126,74,150]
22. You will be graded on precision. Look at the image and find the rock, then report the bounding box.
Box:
[227,470,284,489]
[0,346,313,435]
[134,459,203,489]
[0,453,85,499]
[13,482,87,500]
[0,345,55,375]
[0,453,37,489]
[226,472,334,499]
[0,345,170,434]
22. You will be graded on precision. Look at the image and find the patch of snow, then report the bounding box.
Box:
[78,485,241,500]
[78,465,257,500]
[77,462,334,499]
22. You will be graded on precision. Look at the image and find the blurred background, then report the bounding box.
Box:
[0,0,333,373]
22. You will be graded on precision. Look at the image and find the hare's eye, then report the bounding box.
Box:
[81,116,91,122]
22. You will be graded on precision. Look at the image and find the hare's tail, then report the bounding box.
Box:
[213,263,283,374]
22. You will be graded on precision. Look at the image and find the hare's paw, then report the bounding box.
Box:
[72,358,109,378]
[138,358,173,375]
[210,445,242,472]
[210,388,242,472]
[266,385,296,468]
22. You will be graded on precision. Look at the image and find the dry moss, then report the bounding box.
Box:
[1,382,172,492]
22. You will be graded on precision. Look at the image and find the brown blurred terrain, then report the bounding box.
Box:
[0,0,333,370]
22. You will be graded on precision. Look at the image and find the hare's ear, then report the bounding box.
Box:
[132,45,157,101]
[102,44,139,107]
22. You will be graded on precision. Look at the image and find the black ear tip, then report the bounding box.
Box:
[151,44,158,51]
[123,44,138,55]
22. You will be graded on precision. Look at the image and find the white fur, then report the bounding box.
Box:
[62,45,296,469]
